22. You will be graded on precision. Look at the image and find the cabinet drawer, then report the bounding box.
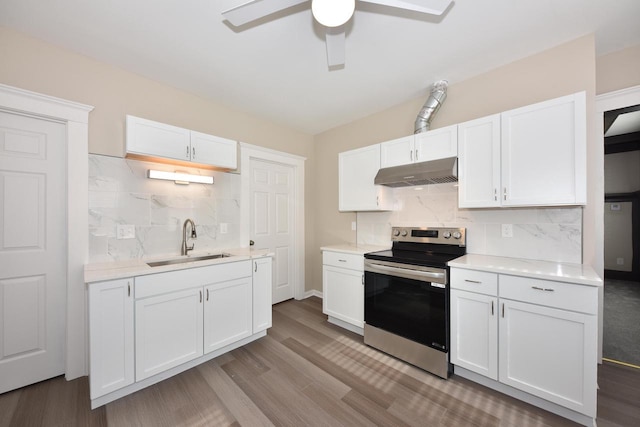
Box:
[451,269,498,295]
[499,275,597,314]
[322,251,363,271]
[135,260,252,299]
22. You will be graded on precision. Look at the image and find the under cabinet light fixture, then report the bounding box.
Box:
[147,170,214,185]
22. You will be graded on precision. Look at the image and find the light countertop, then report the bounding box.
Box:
[448,254,602,287]
[85,248,273,284]
[320,243,389,256]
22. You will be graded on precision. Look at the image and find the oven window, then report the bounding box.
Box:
[365,271,448,351]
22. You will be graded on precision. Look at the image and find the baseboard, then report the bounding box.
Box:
[302,289,323,299]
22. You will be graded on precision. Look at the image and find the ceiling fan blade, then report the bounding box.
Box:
[222,0,309,26]
[325,27,346,67]
[359,0,452,16]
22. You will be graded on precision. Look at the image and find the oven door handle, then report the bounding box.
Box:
[365,262,446,284]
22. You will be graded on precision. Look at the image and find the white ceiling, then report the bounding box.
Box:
[2,0,640,135]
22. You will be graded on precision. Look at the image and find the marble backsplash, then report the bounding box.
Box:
[357,183,583,264]
[88,154,241,262]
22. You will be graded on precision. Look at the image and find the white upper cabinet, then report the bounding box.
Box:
[190,131,238,169]
[501,92,586,206]
[126,115,238,169]
[458,114,501,208]
[380,125,458,168]
[339,144,393,212]
[458,92,587,208]
[414,125,458,162]
[380,135,413,168]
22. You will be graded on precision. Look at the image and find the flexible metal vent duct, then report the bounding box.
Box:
[414,80,448,134]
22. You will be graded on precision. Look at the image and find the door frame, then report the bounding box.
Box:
[0,84,93,380]
[240,142,305,300]
[595,84,640,363]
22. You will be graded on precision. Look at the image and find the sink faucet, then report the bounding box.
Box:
[181,218,197,256]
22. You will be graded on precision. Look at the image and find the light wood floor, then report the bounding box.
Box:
[1,297,639,426]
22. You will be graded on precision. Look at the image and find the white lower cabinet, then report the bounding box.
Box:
[450,268,597,422]
[252,257,273,333]
[88,278,134,400]
[135,288,204,381]
[322,251,364,333]
[499,299,597,415]
[450,289,498,380]
[88,257,272,407]
[204,277,252,354]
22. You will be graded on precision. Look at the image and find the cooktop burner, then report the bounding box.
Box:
[364,226,466,268]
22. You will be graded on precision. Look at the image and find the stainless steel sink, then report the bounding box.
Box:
[146,253,232,267]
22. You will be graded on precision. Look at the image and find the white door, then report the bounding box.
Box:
[250,159,295,304]
[0,111,67,393]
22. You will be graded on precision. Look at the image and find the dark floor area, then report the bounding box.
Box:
[603,279,640,367]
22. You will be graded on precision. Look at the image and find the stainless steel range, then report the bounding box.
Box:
[364,226,466,379]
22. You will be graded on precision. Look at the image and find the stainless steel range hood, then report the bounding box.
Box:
[374,157,457,187]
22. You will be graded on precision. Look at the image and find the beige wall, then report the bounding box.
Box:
[0,26,318,292]
[313,35,598,292]
[596,44,640,94]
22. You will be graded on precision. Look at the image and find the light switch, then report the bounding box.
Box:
[351,221,357,231]
[220,223,228,234]
[501,224,513,238]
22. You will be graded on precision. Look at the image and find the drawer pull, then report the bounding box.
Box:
[532,286,555,292]
[491,300,494,316]
[502,303,505,318]
[465,279,481,284]
[338,259,347,262]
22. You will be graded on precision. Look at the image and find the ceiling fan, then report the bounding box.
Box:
[222,0,452,67]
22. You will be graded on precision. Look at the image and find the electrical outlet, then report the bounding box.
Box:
[617,257,624,265]
[116,224,135,239]
[220,223,228,234]
[501,224,513,238]
[351,221,357,231]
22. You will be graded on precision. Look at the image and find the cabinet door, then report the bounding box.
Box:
[499,299,597,416]
[204,277,252,354]
[126,115,191,161]
[322,265,364,328]
[501,92,586,206]
[414,125,458,162]
[450,289,498,380]
[380,135,414,168]
[338,144,393,211]
[253,257,273,333]
[88,278,134,399]
[135,288,203,381]
[457,114,501,208]
[190,131,237,169]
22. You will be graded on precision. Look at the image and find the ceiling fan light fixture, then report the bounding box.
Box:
[312,0,355,27]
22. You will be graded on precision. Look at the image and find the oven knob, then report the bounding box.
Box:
[393,229,400,237]
[401,230,408,237]
[453,231,462,239]
[442,231,451,239]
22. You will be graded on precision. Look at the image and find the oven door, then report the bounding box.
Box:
[364,259,449,352]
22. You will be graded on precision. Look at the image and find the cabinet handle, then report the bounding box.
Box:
[186,145,190,159]
[254,261,257,272]
[532,286,555,292]
[494,188,497,201]
[376,196,379,206]
[410,150,413,161]
[127,282,131,297]
[502,303,505,318]
[503,187,507,201]
[415,149,418,161]
[192,147,196,159]
[200,290,202,303]
[338,259,347,262]
[362,275,364,285]
[491,300,494,316]
[464,279,481,284]
[206,289,209,301]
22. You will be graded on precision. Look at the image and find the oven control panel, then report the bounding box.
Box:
[391,227,466,246]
